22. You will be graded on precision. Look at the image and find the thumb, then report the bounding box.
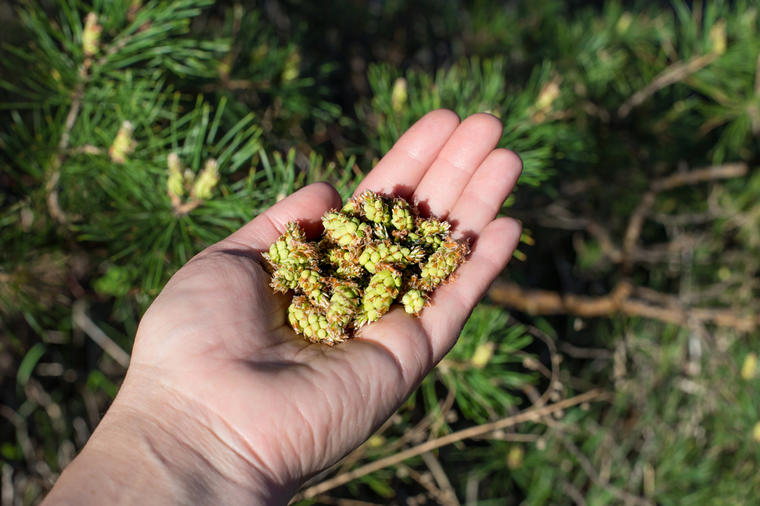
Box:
[224,182,342,251]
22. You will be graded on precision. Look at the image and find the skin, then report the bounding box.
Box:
[43,110,523,505]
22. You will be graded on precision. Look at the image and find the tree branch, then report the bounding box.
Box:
[487,281,759,332]
[618,53,717,118]
[296,389,607,500]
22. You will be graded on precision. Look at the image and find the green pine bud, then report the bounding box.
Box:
[326,280,361,328]
[82,13,102,56]
[358,190,391,225]
[322,211,371,247]
[192,159,219,200]
[358,241,423,273]
[108,121,136,164]
[263,222,317,272]
[288,296,345,345]
[270,195,466,344]
[401,289,426,315]
[297,268,329,306]
[326,247,364,278]
[358,265,402,325]
[167,153,185,200]
[391,198,415,234]
[416,217,452,249]
[420,239,469,291]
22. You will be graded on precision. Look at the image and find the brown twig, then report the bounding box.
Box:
[487,281,759,332]
[421,452,460,506]
[45,62,89,224]
[72,301,131,368]
[621,162,748,271]
[559,434,652,506]
[45,25,140,224]
[296,389,607,499]
[618,53,717,118]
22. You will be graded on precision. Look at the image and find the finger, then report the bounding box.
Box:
[448,148,522,239]
[412,113,503,218]
[353,109,460,199]
[420,217,522,361]
[224,182,342,251]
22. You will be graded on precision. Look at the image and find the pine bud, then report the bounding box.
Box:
[288,296,345,345]
[358,241,422,273]
[192,159,219,200]
[535,79,561,112]
[327,246,364,278]
[108,121,136,164]
[471,342,495,368]
[82,13,102,56]
[326,280,361,328]
[297,269,329,307]
[742,353,757,380]
[391,77,408,112]
[401,289,425,315]
[416,217,451,249]
[268,193,467,344]
[322,212,371,247]
[167,152,185,200]
[420,239,469,290]
[390,198,415,234]
[358,190,392,225]
[282,51,301,82]
[709,19,727,56]
[357,265,402,325]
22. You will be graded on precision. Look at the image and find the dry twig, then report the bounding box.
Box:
[618,53,717,117]
[487,281,759,332]
[296,389,607,499]
[72,301,131,368]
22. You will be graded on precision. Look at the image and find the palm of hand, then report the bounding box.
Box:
[124,111,522,494]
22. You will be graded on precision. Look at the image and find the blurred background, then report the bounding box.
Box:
[1,0,759,504]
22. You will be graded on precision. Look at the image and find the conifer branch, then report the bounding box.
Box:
[618,53,717,118]
[44,17,141,225]
[487,280,760,332]
[296,389,607,499]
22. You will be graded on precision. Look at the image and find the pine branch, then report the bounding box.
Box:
[296,389,607,500]
[487,281,760,332]
[618,52,718,118]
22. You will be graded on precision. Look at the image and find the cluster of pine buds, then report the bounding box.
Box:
[264,191,469,345]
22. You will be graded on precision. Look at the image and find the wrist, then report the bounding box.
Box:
[45,369,293,505]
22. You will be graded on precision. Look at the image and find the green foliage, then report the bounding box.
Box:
[428,305,535,425]
[364,59,584,188]
[2,0,760,504]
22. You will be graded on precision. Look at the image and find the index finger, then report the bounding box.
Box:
[353,109,460,199]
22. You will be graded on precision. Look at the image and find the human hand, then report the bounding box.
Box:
[44,110,523,505]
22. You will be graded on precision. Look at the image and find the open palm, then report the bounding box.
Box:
[124,110,523,500]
